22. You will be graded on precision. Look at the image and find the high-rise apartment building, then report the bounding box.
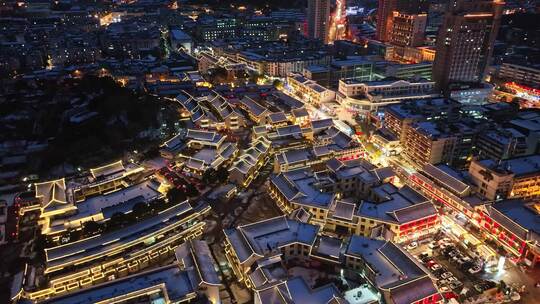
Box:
[377,0,430,42]
[390,12,427,47]
[307,0,330,43]
[376,0,397,42]
[432,0,503,92]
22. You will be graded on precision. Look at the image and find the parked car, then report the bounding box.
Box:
[434,268,446,277]
[473,283,484,293]
[437,279,448,286]
[440,243,451,250]
[458,257,472,265]
[407,242,418,250]
[438,238,451,245]
[421,256,432,263]
[428,241,439,249]
[461,261,475,270]
[430,264,442,271]
[450,281,463,290]
[441,272,453,279]
[442,245,455,254]
[440,286,451,293]
[420,251,432,257]
[468,265,482,274]
[482,281,497,290]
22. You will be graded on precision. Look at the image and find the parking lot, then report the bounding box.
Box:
[407,237,498,301]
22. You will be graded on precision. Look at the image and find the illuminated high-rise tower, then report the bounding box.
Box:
[433,0,503,92]
[377,0,430,42]
[307,0,331,43]
[376,0,396,42]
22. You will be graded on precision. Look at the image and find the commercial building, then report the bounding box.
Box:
[253,124,309,152]
[449,82,494,105]
[161,129,238,177]
[224,216,320,288]
[376,0,429,42]
[390,12,427,48]
[176,91,246,131]
[260,118,360,156]
[337,78,437,113]
[371,128,401,156]
[410,163,485,220]
[383,98,461,142]
[269,159,373,226]
[17,240,221,303]
[376,0,396,42]
[469,155,540,201]
[378,61,434,80]
[182,134,237,177]
[219,41,331,77]
[238,96,270,124]
[498,63,540,89]
[254,276,345,304]
[432,0,503,92]
[359,183,440,243]
[401,121,473,167]
[265,53,332,77]
[479,199,540,264]
[508,112,540,155]
[224,215,440,304]
[269,158,439,243]
[223,216,350,303]
[345,236,443,304]
[196,16,278,42]
[287,73,336,106]
[475,127,528,161]
[29,161,159,240]
[229,137,272,188]
[307,0,330,43]
[169,28,193,54]
[273,140,364,173]
[401,46,436,63]
[25,201,209,301]
[303,57,377,88]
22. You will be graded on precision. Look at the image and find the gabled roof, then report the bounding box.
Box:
[175,240,221,287]
[35,178,68,209]
[311,118,334,130]
[186,129,219,142]
[489,199,540,241]
[276,125,302,137]
[422,164,470,195]
[326,158,345,172]
[218,142,238,159]
[240,96,268,117]
[390,276,439,304]
[291,108,309,118]
[333,201,356,221]
[226,216,319,264]
[255,276,344,304]
[176,91,205,121]
[90,161,125,180]
[161,133,185,152]
[358,185,434,224]
[254,137,271,153]
[346,236,433,292]
[268,112,288,124]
